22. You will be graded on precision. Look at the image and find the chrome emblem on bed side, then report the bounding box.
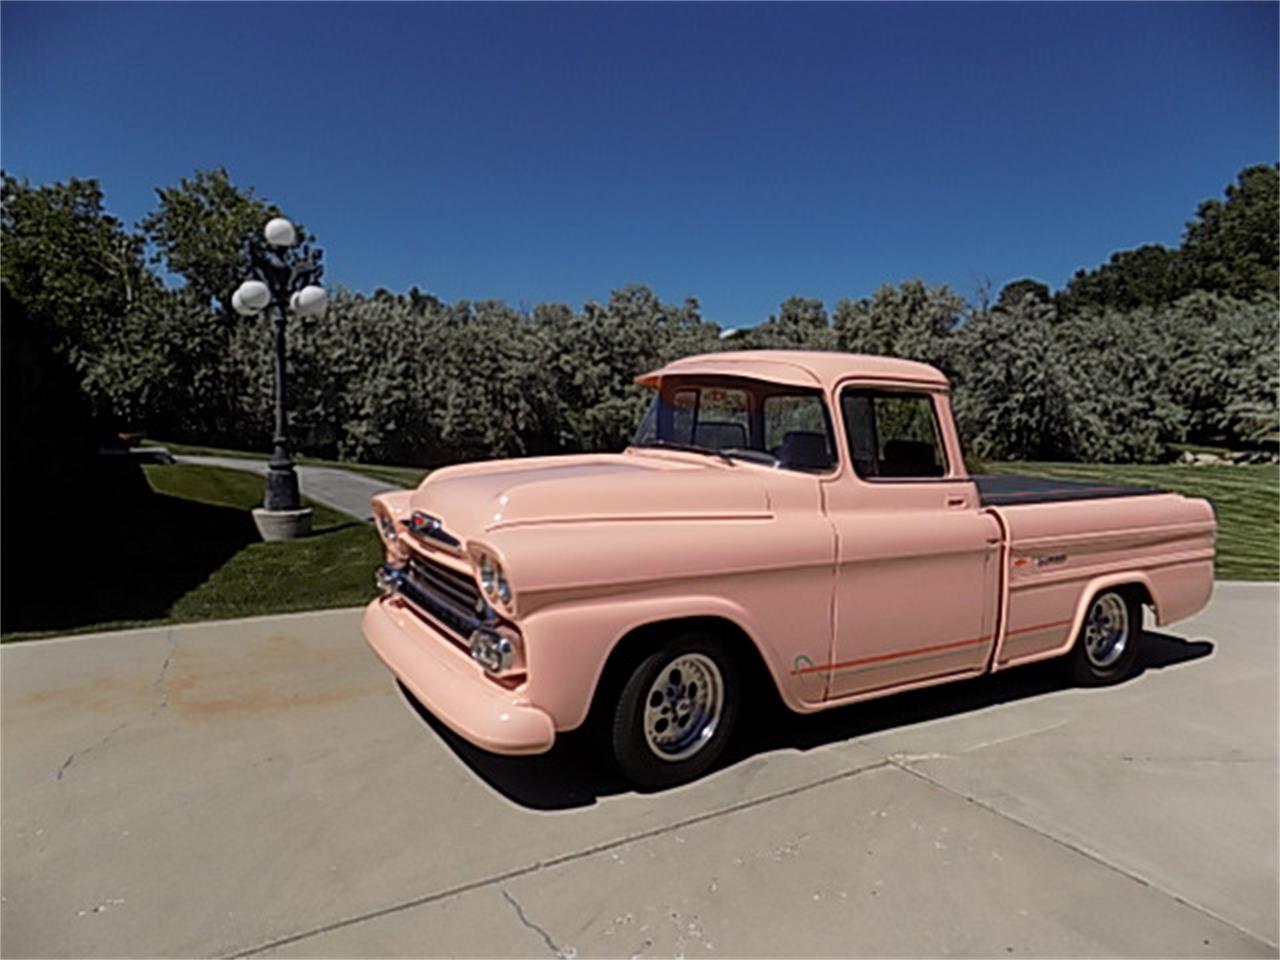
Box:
[1035,553,1068,567]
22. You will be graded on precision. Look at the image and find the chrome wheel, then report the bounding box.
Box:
[642,653,723,761]
[1084,593,1129,668]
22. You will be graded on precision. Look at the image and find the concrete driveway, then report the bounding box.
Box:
[2,583,1275,958]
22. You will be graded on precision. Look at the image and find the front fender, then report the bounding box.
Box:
[519,586,824,732]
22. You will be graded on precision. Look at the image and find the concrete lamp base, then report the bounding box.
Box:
[252,507,313,542]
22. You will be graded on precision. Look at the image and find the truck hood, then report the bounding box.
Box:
[407,451,772,544]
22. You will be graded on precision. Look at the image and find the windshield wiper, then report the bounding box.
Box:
[632,439,734,464]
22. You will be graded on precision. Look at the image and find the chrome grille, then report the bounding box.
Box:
[396,551,485,642]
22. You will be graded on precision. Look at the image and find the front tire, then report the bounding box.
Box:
[609,632,741,789]
[1067,589,1142,686]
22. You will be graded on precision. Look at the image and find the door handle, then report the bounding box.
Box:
[946,496,967,509]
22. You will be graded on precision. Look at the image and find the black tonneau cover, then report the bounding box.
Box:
[973,474,1165,508]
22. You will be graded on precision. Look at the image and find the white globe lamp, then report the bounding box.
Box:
[234,280,271,315]
[264,217,297,248]
[291,284,327,318]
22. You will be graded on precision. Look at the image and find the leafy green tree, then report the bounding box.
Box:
[1058,164,1278,314]
[140,167,287,314]
[285,291,559,465]
[1159,292,1280,445]
[1053,306,1184,461]
[1181,164,1279,300]
[407,298,559,462]
[1058,244,1190,313]
[833,280,966,374]
[285,288,426,462]
[8,161,1274,469]
[540,285,719,452]
[951,298,1072,460]
[1,173,154,371]
[741,296,835,349]
[996,277,1052,310]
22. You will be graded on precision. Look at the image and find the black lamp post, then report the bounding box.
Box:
[232,217,326,537]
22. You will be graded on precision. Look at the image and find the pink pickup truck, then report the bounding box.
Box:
[364,351,1216,787]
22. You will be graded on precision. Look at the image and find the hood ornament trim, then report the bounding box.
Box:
[405,511,462,549]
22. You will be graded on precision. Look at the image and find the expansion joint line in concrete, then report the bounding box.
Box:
[222,759,891,958]
[887,757,1278,953]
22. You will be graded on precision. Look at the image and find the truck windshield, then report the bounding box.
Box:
[631,379,837,473]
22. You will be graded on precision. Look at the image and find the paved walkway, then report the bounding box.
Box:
[174,455,402,522]
[1,584,1275,958]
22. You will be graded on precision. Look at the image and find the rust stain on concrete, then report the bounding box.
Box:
[164,633,383,718]
[165,673,384,717]
[17,632,384,722]
[21,675,151,711]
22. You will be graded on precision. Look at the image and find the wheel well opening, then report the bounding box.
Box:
[1113,581,1154,611]
[1090,582,1155,627]
[588,615,780,725]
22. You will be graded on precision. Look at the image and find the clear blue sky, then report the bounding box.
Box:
[2,2,1276,325]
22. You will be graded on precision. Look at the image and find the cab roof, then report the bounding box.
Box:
[635,350,949,391]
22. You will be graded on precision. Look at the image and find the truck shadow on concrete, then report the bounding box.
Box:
[399,628,1213,812]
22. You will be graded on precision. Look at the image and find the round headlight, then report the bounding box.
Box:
[496,574,511,605]
[479,555,497,597]
[377,512,398,544]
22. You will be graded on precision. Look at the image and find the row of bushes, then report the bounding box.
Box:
[6,166,1274,469]
[84,280,1278,466]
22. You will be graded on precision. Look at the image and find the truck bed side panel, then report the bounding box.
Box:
[989,494,1216,669]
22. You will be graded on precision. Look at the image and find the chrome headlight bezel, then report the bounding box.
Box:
[479,554,498,597]
[373,506,413,563]
[472,547,514,614]
[377,511,398,545]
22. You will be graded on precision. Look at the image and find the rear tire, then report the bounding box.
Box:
[1067,589,1142,686]
[609,631,741,789]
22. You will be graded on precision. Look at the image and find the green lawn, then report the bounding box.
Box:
[1,463,383,642]
[153,439,429,488]
[342,463,430,488]
[985,461,1278,581]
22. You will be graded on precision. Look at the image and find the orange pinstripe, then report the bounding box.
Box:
[790,618,1075,677]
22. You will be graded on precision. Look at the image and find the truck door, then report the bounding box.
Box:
[818,384,1001,701]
